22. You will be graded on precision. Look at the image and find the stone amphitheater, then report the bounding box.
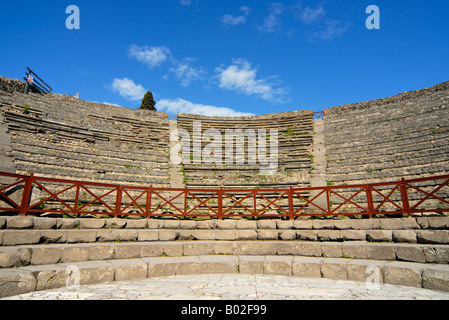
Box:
[0,76,448,299]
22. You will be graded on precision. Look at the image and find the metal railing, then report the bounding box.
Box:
[0,171,448,219]
[23,67,52,94]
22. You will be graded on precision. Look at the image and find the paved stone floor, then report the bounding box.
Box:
[3,274,449,300]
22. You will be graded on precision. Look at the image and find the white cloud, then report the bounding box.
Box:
[297,5,325,24]
[158,98,254,117]
[128,45,171,69]
[309,20,351,41]
[221,6,251,26]
[168,58,207,87]
[215,59,288,103]
[258,2,284,34]
[110,78,147,101]
[180,0,191,6]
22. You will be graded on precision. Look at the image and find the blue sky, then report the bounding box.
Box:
[1,1,448,116]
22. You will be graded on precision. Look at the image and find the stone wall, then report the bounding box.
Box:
[0,77,40,94]
[0,88,172,213]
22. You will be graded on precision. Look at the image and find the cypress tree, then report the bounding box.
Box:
[139,91,156,111]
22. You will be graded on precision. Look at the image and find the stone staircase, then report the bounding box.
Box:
[1,215,448,298]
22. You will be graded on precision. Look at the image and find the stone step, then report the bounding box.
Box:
[1,228,448,246]
[1,254,448,298]
[1,240,449,268]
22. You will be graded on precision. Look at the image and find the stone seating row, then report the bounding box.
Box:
[3,216,447,230]
[1,252,448,298]
[2,228,448,247]
[1,239,449,268]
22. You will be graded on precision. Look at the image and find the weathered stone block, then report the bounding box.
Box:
[341,242,369,259]
[258,220,277,229]
[137,230,159,242]
[298,242,321,257]
[293,220,312,230]
[368,244,396,261]
[237,230,257,240]
[333,220,353,230]
[277,242,302,255]
[24,265,66,291]
[0,251,21,268]
[114,244,141,259]
[87,245,115,261]
[379,219,402,230]
[214,242,237,255]
[383,261,425,288]
[292,257,323,278]
[238,242,277,255]
[6,216,34,229]
[113,259,148,281]
[56,218,79,229]
[427,217,449,229]
[163,243,183,256]
[162,220,180,229]
[366,230,393,242]
[423,246,449,264]
[31,247,62,265]
[393,230,417,243]
[264,256,292,276]
[317,230,340,241]
[321,243,342,258]
[312,220,334,230]
[395,245,426,263]
[146,257,176,277]
[320,258,349,280]
[76,261,116,285]
[40,230,67,243]
[401,218,420,230]
[61,247,89,263]
[66,230,97,243]
[236,220,257,229]
[346,260,386,283]
[159,230,179,241]
[197,220,217,229]
[277,221,293,229]
[140,243,164,258]
[2,230,41,246]
[32,217,56,229]
[257,229,279,240]
[125,219,148,229]
[422,265,449,292]
[279,230,297,240]
[199,255,238,274]
[340,230,366,241]
[417,230,449,244]
[174,256,202,275]
[297,230,318,241]
[105,218,127,229]
[183,242,215,256]
[179,220,197,229]
[215,230,237,240]
[78,219,105,229]
[216,220,236,230]
[96,229,120,242]
[357,219,380,230]
[0,269,36,298]
[238,256,264,274]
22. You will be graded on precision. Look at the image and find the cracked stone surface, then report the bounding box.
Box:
[2,274,449,300]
